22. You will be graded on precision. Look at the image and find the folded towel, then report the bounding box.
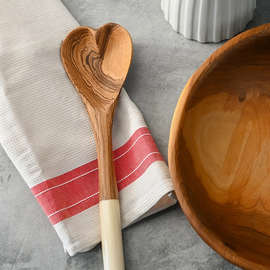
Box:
[0,0,176,256]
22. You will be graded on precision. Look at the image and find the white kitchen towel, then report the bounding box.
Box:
[0,0,176,256]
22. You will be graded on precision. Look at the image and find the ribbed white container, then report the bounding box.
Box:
[161,0,256,43]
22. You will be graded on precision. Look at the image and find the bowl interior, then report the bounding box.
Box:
[169,24,270,269]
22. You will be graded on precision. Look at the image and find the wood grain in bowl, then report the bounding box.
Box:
[169,23,270,270]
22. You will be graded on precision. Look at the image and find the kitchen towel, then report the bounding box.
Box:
[0,0,176,256]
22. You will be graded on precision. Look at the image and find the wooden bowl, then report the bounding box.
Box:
[168,23,270,270]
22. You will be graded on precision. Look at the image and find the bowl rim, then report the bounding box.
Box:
[168,22,270,270]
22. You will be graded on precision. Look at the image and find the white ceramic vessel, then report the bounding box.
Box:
[161,0,256,43]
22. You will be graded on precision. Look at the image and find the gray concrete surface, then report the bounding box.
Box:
[1,0,270,269]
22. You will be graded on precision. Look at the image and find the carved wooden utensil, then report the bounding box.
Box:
[168,23,270,270]
[61,23,133,270]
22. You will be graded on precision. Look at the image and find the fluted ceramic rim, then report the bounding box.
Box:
[161,0,256,43]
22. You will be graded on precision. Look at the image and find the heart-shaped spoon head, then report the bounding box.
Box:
[61,23,133,112]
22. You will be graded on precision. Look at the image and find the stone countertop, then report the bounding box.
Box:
[1,0,270,269]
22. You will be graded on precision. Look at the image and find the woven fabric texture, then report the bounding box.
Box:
[0,0,175,256]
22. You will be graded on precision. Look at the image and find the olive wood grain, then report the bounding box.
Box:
[168,23,270,270]
[61,23,133,201]
[61,23,132,270]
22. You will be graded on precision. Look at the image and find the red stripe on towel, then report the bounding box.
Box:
[31,127,164,225]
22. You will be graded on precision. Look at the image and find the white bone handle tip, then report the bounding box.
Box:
[100,199,125,270]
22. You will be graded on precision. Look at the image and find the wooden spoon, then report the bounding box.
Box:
[61,23,133,270]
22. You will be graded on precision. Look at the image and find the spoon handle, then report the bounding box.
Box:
[84,100,125,270]
[100,200,124,270]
